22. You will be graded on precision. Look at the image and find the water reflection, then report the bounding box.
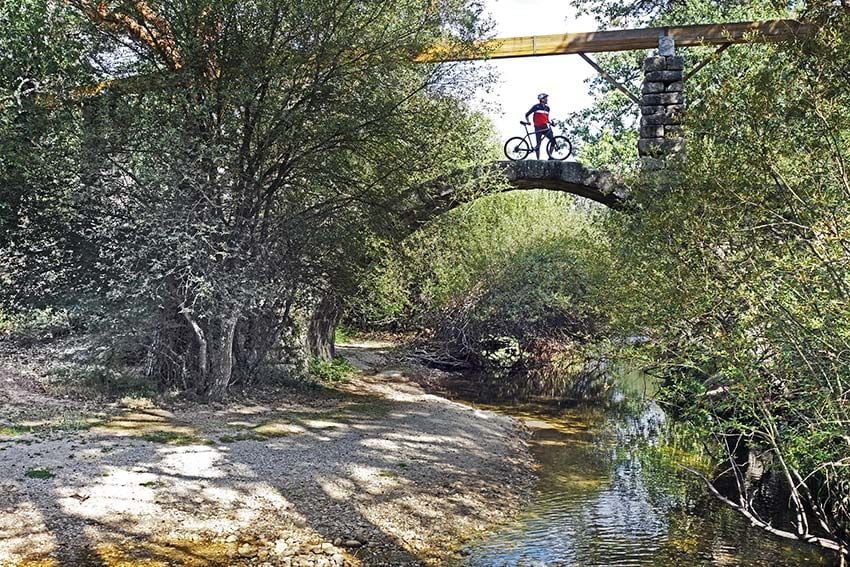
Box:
[464,404,835,567]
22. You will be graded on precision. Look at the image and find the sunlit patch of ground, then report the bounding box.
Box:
[91,409,204,444]
[1,341,535,567]
[14,539,274,567]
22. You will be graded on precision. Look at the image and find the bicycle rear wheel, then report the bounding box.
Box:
[504,137,532,161]
[547,136,572,160]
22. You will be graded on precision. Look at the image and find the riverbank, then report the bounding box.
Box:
[0,340,535,566]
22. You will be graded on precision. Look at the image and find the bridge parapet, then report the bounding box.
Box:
[498,160,627,208]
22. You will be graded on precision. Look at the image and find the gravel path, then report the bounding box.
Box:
[0,341,535,566]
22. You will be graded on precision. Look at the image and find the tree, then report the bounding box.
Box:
[598,2,850,560]
[0,0,496,398]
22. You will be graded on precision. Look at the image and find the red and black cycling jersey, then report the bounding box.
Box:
[526,103,550,128]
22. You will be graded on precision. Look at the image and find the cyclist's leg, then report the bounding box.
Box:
[545,128,556,158]
[534,128,544,159]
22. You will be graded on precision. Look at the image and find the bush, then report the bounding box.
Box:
[350,190,612,399]
[0,307,77,343]
[307,357,356,384]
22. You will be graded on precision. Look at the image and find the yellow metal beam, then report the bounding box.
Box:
[416,19,816,62]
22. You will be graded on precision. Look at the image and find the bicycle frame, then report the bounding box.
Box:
[519,121,555,146]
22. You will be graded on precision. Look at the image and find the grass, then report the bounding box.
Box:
[25,468,55,480]
[140,431,205,445]
[334,324,357,344]
[0,415,101,439]
[47,364,154,398]
[0,425,36,437]
[308,357,357,384]
[218,431,268,443]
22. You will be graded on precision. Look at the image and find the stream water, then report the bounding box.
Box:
[462,398,837,566]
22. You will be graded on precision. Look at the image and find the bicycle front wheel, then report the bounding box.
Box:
[547,136,572,161]
[504,137,532,161]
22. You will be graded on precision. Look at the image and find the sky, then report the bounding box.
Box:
[473,0,599,141]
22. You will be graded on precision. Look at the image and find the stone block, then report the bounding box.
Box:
[645,70,683,82]
[641,113,676,126]
[659,92,684,105]
[638,138,662,156]
[643,56,666,72]
[641,82,665,94]
[665,103,686,116]
[642,92,684,105]
[666,56,685,70]
[641,157,666,171]
[639,138,684,156]
[641,105,663,115]
[665,81,684,92]
[658,36,676,56]
[640,124,665,138]
[665,125,684,137]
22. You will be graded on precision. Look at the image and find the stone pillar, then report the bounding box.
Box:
[638,36,685,169]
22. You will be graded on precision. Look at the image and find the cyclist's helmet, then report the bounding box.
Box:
[538,93,548,100]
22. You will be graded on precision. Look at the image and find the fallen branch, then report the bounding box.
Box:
[683,466,848,558]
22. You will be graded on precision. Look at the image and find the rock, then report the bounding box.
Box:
[644,70,683,83]
[226,534,238,543]
[330,553,344,566]
[238,543,257,557]
[341,539,363,548]
[319,543,335,554]
[273,539,290,555]
[642,92,684,105]
[641,81,664,94]
[643,56,666,72]
[658,35,675,56]
[257,549,270,560]
[640,125,665,138]
[666,55,685,70]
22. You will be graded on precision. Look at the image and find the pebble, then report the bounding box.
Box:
[238,543,256,557]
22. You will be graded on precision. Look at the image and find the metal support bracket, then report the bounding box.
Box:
[577,52,641,105]
[684,43,731,81]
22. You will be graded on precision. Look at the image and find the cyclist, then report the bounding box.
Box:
[524,93,555,159]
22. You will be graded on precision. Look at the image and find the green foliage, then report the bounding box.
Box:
[595,2,850,553]
[0,308,76,342]
[46,364,153,398]
[333,324,357,345]
[0,0,498,398]
[351,190,612,398]
[24,468,55,480]
[308,357,356,384]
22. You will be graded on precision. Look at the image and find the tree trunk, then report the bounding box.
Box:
[306,294,341,361]
[206,311,239,400]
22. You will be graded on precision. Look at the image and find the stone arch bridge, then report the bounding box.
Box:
[423,19,814,208]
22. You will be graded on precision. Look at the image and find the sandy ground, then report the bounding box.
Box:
[0,341,535,566]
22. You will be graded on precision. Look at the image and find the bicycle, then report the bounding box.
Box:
[503,122,572,161]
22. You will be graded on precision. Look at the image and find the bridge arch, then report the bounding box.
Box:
[496,160,626,209]
[401,160,626,228]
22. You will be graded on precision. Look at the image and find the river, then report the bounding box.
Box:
[461,395,836,566]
